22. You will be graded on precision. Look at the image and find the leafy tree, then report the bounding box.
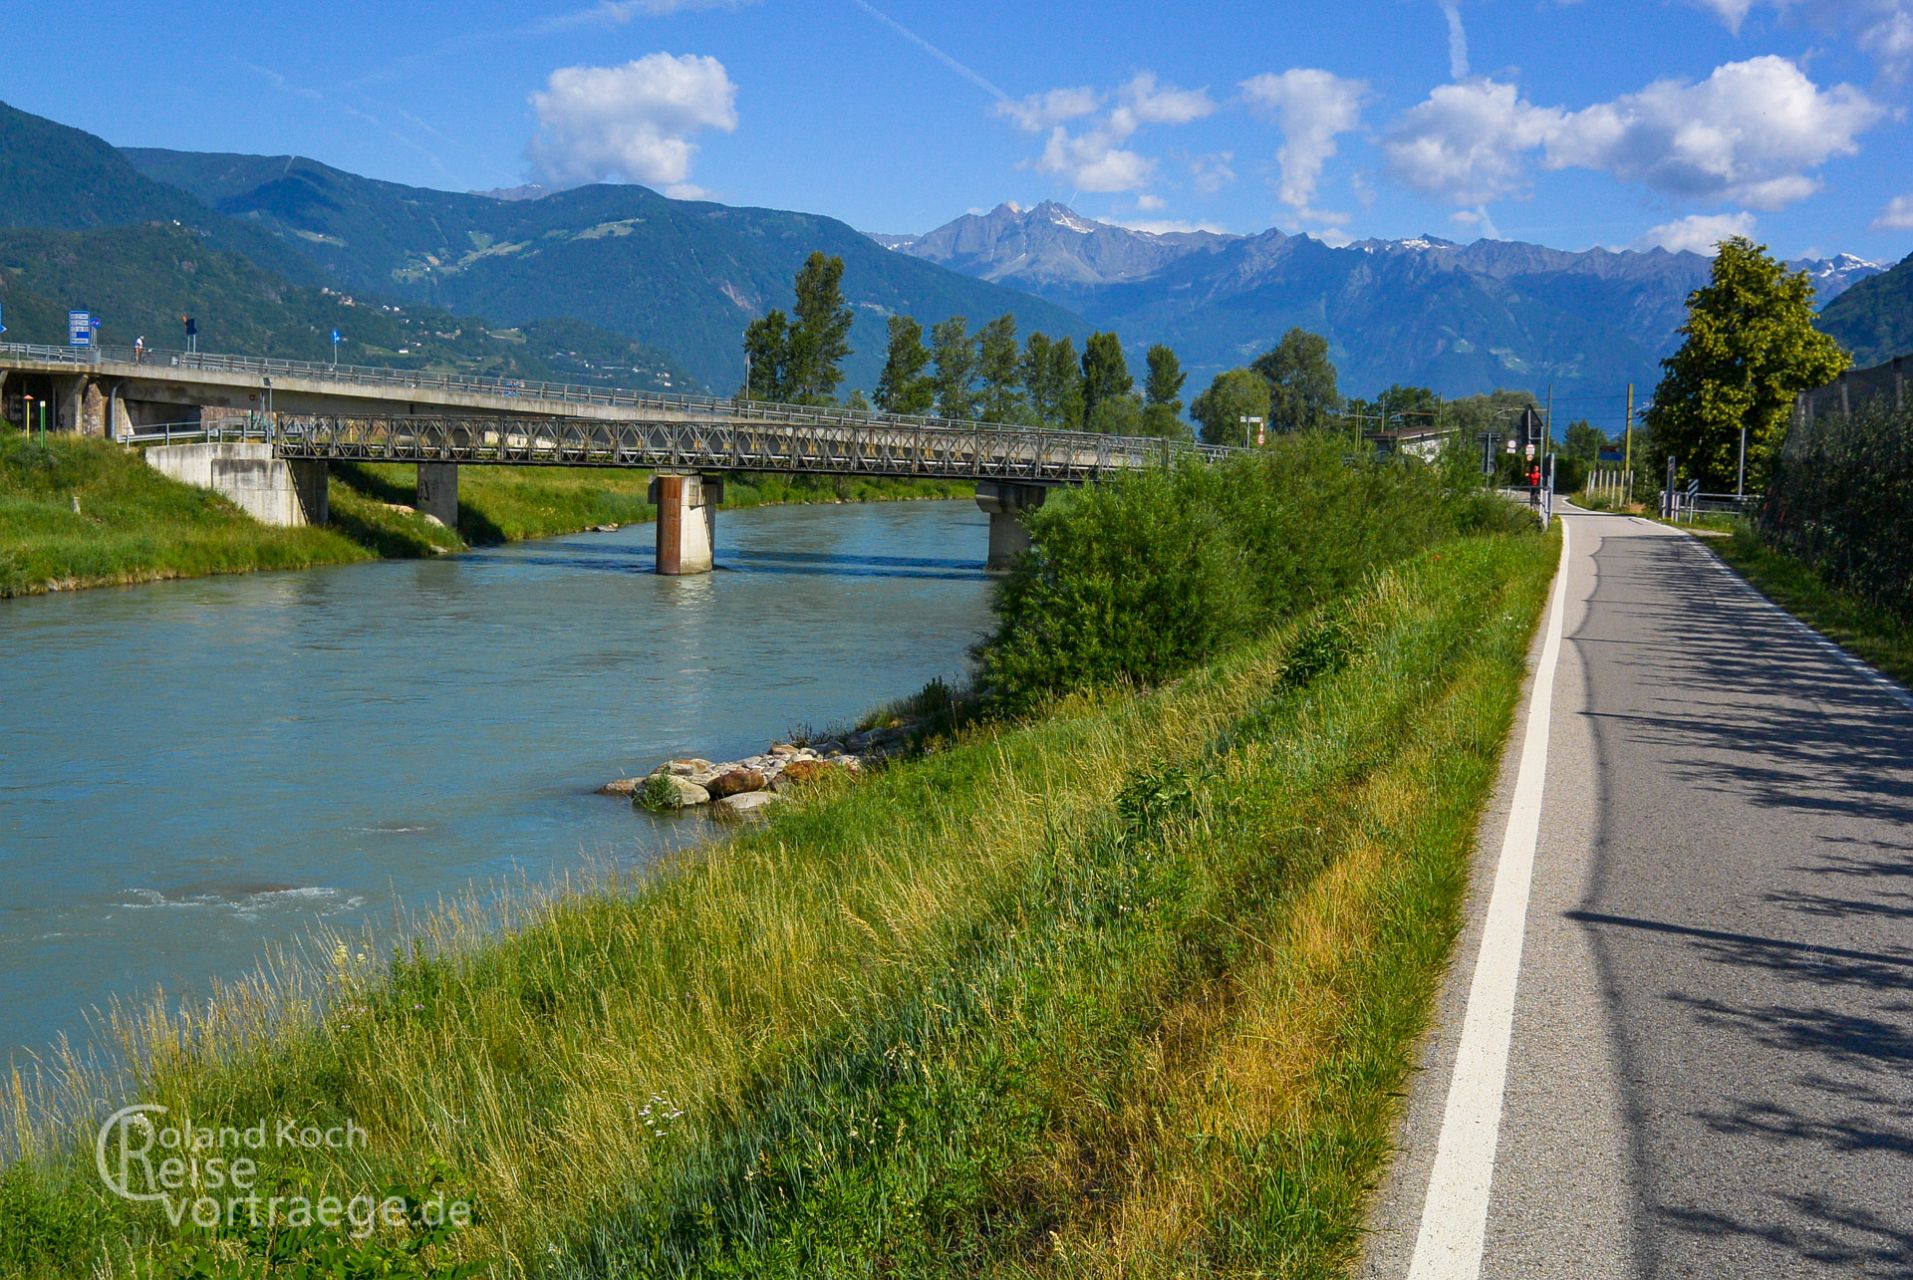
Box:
[1081,331,1133,430]
[976,314,1027,422]
[1646,236,1850,489]
[874,315,934,415]
[1562,419,1607,461]
[1087,393,1145,436]
[1252,328,1339,432]
[784,252,855,403]
[1047,336,1085,431]
[1023,333,1085,430]
[1190,368,1272,446]
[1142,344,1189,438]
[930,316,978,419]
[742,310,790,400]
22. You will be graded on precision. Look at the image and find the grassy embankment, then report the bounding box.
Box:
[1,443,1556,1278]
[0,429,969,599]
[1709,523,1913,689]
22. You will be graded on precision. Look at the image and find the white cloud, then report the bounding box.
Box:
[1630,211,1758,253]
[1439,1,1470,78]
[1120,72,1216,125]
[1544,57,1883,209]
[1873,193,1913,229]
[1136,193,1166,211]
[1191,151,1237,195]
[1384,57,1882,209]
[527,54,738,189]
[1384,80,1561,203]
[1241,69,1369,216]
[1013,72,1212,194]
[1686,0,1913,74]
[1113,218,1231,235]
[1450,205,1502,238]
[996,86,1100,132]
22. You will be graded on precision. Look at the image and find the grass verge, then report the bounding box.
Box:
[1709,523,1913,690]
[0,429,972,600]
[0,524,1557,1278]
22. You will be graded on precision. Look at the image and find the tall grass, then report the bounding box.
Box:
[0,518,1555,1277]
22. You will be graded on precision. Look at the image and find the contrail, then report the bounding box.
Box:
[1439,1,1469,79]
[846,0,1010,104]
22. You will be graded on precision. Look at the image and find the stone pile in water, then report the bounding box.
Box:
[599,725,913,817]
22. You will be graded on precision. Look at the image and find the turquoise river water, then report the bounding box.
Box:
[0,499,995,1068]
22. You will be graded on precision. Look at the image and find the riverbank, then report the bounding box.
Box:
[0,523,1555,1277]
[0,429,973,599]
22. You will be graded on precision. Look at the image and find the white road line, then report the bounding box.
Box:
[1693,541,1913,713]
[1406,518,1574,1280]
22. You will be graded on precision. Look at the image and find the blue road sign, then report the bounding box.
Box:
[0,301,7,336]
[68,311,92,347]
[331,329,341,344]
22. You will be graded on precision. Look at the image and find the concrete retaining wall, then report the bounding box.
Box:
[144,443,320,527]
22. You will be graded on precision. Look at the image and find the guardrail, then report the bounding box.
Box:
[0,341,1236,458]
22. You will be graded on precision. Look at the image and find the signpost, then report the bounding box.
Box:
[331,328,341,369]
[68,310,93,348]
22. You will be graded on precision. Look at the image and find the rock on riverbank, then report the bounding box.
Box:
[602,725,914,817]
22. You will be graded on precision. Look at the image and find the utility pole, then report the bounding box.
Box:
[1736,420,1747,502]
[1545,382,1554,453]
[1624,382,1634,473]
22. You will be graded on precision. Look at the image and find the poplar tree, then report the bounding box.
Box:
[742,310,790,400]
[874,315,934,415]
[930,316,978,419]
[975,314,1026,423]
[1080,331,1133,430]
[785,252,855,403]
[1142,343,1188,438]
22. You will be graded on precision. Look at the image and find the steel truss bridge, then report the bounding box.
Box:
[271,414,1233,483]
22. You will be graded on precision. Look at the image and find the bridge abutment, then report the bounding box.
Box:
[650,472,720,575]
[416,462,459,529]
[976,480,1048,571]
[289,459,329,526]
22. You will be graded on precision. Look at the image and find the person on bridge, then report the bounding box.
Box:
[134,336,145,365]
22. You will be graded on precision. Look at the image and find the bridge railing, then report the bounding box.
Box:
[1,341,1238,462]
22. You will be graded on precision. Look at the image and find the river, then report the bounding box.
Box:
[0,499,996,1067]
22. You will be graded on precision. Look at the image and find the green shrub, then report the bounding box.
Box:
[975,434,1509,711]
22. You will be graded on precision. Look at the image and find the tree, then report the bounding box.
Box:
[1087,393,1144,436]
[784,252,855,403]
[742,310,790,400]
[1081,331,1133,430]
[1563,419,1607,462]
[976,314,1026,422]
[1047,336,1085,430]
[1190,368,1272,446]
[874,315,934,415]
[930,316,978,419]
[1142,343,1189,438]
[1252,328,1340,432]
[1646,236,1850,490]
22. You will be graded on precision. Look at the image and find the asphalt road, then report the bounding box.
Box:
[1363,510,1913,1279]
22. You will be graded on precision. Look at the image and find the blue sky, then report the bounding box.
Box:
[5,0,1912,259]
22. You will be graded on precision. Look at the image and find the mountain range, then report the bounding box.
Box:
[877,201,1887,398]
[0,96,1903,408]
[1816,251,1913,368]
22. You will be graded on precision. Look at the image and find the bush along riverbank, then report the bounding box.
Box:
[0,427,973,599]
[0,437,1555,1278]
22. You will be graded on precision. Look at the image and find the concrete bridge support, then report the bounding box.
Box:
[416,462,459,529]
[976,480,1049,571]
[650,471,720,575]
[289,459,330,527]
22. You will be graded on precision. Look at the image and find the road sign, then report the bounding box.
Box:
[68,311,92,347]
[0,301,7,336]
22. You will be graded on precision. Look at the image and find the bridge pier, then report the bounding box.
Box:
[416,462,459,529]
[976,480,1048,571]
[650,472,720,575]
